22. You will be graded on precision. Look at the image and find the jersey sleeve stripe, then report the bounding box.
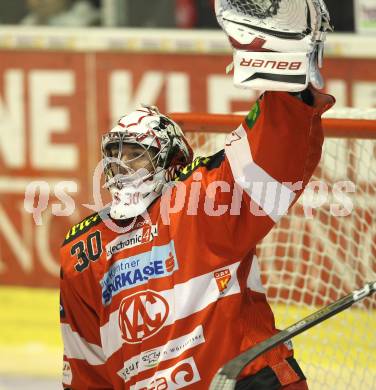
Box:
[225,124,296,222]
[246,255,266,294]
[61,323,106,365]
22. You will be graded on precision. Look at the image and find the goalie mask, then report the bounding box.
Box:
[102,106,193,220]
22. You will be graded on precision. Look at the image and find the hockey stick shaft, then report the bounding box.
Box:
[210,281,376,390]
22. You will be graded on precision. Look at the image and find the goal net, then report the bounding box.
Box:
[171,108,376,390]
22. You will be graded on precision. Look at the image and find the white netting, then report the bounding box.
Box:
[184,109,376,390]
[219,0,310,33]
[222,0,282,19]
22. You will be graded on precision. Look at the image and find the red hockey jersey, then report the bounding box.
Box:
[60,90,334,389]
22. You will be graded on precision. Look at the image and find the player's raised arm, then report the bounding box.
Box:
[197,0,336,255]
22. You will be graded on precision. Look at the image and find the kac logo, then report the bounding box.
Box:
[118,290,169,344]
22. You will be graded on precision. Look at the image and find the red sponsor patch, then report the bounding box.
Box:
[214,268,231,294]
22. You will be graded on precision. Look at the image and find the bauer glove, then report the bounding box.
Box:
[215,0,332,92]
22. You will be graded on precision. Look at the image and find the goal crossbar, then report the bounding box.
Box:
[170,112,376,139]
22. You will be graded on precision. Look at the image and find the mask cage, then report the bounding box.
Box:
[101,132,167,188]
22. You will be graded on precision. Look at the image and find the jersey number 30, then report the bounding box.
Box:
[70,231,103,272]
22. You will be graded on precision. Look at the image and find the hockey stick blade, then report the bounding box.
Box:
[209,281,376,390]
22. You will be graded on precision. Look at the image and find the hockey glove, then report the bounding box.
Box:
[215,0,332,92]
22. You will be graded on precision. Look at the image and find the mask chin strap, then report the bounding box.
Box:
[153,181,165,194]
[151,166,168,191]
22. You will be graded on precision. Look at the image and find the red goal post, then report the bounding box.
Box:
[170,110,376,138]
[170,108,376,389]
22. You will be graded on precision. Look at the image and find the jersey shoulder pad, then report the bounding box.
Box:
[62,212,103,246]
[176,150,225,182]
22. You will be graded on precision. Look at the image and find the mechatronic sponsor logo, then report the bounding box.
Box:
[118,325,205,382]
[118,290,169,344]
[100,241,178,305]
[129,357,201,390]
[106,225,158,260]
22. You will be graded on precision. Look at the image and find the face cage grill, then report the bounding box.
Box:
[101,132,170,186]
[225,0,281,19]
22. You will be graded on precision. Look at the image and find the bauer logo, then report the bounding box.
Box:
[118,325,205,382]
[129,357,201,389]
[119,290,169,344]
[106,225,158,260]
[100,241,178,305]
[240,58,302,71]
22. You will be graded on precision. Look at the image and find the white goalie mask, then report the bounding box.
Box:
[101,106,193,220]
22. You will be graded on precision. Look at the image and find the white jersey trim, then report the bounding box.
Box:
[117,325,205,383]
[247,255,266,294]
[61,323,106,366]
[225,124,296,222]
